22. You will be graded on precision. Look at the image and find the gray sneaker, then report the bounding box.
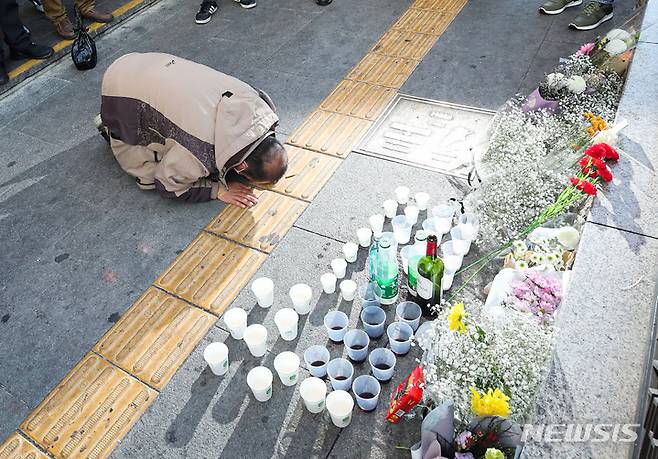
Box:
[539,0,582,14]
[570,1,613,30]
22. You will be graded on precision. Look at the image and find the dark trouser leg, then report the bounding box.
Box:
[0,0,32,51]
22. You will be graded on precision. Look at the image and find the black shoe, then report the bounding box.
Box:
[316,0,332,4]
[235,0,257,9]
[10,43,54,60]
[0,62,9,86]
[195,1,218,24]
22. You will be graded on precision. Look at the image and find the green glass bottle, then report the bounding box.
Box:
[416,234,444,317]
[375,238,399,305]
[407,230,428,297]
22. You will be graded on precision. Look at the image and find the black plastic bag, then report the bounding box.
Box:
[71,7,97,70]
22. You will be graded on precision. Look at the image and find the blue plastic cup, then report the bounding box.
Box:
[352,375,381,412]
[358,282,381,308]
[395,301,422,331]
[360,306,386,339]
[327,358,354,391]
[368,348,396,383]
[304,345,330,378]
[387,321,414,355]
[344,329,370,363]
[324,310,349,343]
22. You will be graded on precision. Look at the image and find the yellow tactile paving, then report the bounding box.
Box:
[392,8,454,35]
[156,232,267,313]
[411,0,467,12]
[93,288,215,390]
[0,432,49,459]
[20,354,156,459]
[287,110,373,158]
[371,29,439,60]
[345,53,418,89]
[206,191,307,252]
[269,146,342,201]
[319,80,396,120]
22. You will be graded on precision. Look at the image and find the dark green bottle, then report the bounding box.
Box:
[416,234,444,317]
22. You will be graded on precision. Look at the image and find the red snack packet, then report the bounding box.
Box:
[386,365,424,423]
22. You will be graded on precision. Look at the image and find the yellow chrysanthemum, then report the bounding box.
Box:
[469,387,511,418]
[447,302,467,334]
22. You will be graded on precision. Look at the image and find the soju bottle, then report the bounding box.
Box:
[375,238,399,305]
[407,230,428,297]
[367,234,381,282]
[416,234,444,317]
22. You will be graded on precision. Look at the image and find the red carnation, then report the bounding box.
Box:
[578,157,596,177]
[584,144,605,159]
[597,164,613,182]
[599,143,619,160]
[570,177,598,196]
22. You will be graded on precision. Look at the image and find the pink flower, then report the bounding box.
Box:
[577,43,595,55]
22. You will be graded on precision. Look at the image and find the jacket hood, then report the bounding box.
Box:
[214,90,279,174]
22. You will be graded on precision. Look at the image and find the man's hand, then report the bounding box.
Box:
[217,181,259,208]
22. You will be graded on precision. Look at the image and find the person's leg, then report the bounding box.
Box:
[570,0,613,30]
[234,0,257,9]
[0,0,53,59]
[42,0,76,38]
[109,137,159,190]
[0,0,33,48]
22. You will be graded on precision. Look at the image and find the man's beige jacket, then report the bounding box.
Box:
[101,52,279,202]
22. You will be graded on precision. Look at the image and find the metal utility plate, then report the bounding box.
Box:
[355,94,495,178]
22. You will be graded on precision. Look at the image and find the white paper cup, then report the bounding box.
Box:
[383,199,398,218]
[324,310,349,342]
[327,358,354,392]
[251,277,274,308]
[394,186,410,205]
[304,345,330,377]
[449,227,472,256]
[459,212,480,238]
[274,308,299,341]
[358,282,380,308]
[320,272,337,294]
[395,301,422,331]
[326,390,354,428]
[299,377,327,414]
[441,241,464,267]
[203,342,229,376]
[353,375,381,412]
[391,215,412,244]
[289,283,313,315]
[432,204,455,220]
[273,351,300,386]
[456,222,477,241]
[443,254,462,275]
[414,192,430,211]
[247,366,273,402]
[442,273,454,291]
[369,214,385,237]
[342,242,358,263]
[331,258,347,279]
[421,219,445,240]
[339,280,357,301]
[223,308,248,340]
[244,324,268,357]
[404,205,419,225]
[400,246,412,274]
[357,227,372,247]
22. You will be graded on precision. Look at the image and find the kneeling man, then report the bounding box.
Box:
[98,52,287,208]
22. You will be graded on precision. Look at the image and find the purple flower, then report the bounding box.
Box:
[456,431,474,449]
[455,453,475,459]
